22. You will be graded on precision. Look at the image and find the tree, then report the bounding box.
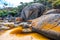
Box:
[3,3,8,7]
[52,0,60,9]
[33,0,38,3]
[0,0,8,8]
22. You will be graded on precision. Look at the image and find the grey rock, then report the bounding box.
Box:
[20,3,46,21]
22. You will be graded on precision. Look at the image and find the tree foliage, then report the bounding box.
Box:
[0,7,18,17]
[52,0,60,9]
[0,0,60,17]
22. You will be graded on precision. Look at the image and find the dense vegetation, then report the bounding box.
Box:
[0,0,60,17]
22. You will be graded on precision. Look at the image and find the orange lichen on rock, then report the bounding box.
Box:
[15,17,23,22]
[50,26,60,32]
[41,22,57,30]
[30,33,49,40]
[15,33,49,40]
[10,27,23,34]
[0,27,49,40]
[31,21,38,28]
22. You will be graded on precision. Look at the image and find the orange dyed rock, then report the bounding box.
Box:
[31,14,60,40]
[0,27,49,40]
[15,17,23,22]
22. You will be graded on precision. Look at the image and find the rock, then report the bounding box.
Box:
[45,9,60,14]
[15,17,23,23]
[0,27,49,40]
[31,9,60,40]
[20,3,46,21]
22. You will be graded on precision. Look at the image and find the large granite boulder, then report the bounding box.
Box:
[20,3,46,21]
[31,9,60,40]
